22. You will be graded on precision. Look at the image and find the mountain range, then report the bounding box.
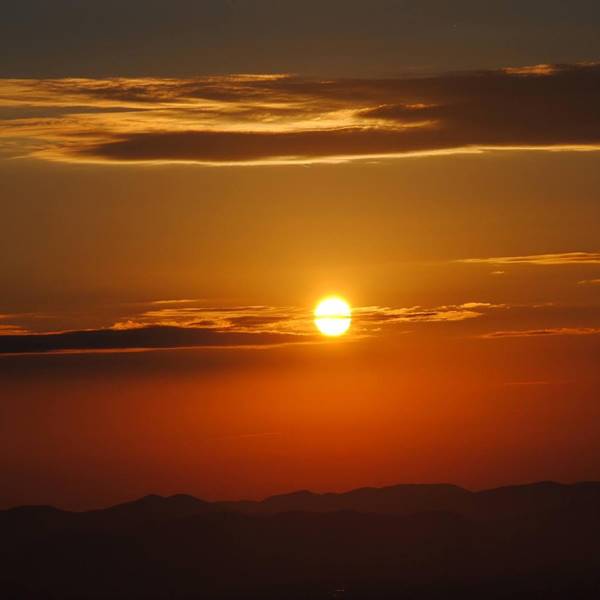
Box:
[2,481,600,598]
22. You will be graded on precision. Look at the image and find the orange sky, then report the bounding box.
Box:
[1,146,599,509]
[1,2,600,510]
[1,329,599,510]
[2,144,600,510]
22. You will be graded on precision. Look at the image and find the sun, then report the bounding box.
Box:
[314,296,352,337]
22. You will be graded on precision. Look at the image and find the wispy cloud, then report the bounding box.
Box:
[111,302,498,339]
[578,278,600,285]
[459,252,600,265]
[0,324,27,334]
[480,327,600,339]
[0,301,501,355]
[4,301,596,354]
[0,314,28,335]
[1,62,599,165]
[148,298,206,305]
[353,303,504,327]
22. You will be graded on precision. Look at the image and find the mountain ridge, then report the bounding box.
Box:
[4,480,600,519]
[3,481,600,599]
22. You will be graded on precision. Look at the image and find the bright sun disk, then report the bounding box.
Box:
[314,296,352,337]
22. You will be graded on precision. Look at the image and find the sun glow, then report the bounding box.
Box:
[314,296,352,337]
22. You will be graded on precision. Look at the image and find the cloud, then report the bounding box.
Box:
[0,301,501,355]
[578,278,600,285]
[459,252,600,265]
[111,302,496,338]
[1,62,600,165]
[111,304,309,333]
[71,128,467,164]
[480,327,600,339]
[149,298,206,305]
[0,314,29,335]
[0,325,307,355]
[354,303,503,327]
[0,324,27,334]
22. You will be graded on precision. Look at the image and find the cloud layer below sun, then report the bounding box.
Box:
[0,301,501,355]
[1,295,598,355]
[1,62,600,165]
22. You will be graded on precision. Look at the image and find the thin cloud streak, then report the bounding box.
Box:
[112,302,502,334]
[0,301,503,355]
[0,326,309,355]
[1,63,599,165]
[480,327,600,339]
[459,252,600,265]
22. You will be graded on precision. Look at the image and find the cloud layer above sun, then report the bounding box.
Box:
[1,63,600,165]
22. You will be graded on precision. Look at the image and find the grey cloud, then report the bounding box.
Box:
[2,63,600,165]
[0,325,308,355]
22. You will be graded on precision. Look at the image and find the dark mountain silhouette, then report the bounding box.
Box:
[221,480,600,519]
[220,483,471,516]
[86,493,216,524]
[2,482,600,599]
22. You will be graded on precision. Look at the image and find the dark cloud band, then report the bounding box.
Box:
[1,62,599,164]
[0,302,499,355]
[0,325,305,355]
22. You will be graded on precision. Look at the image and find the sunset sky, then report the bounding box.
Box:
[1,0,600,510]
